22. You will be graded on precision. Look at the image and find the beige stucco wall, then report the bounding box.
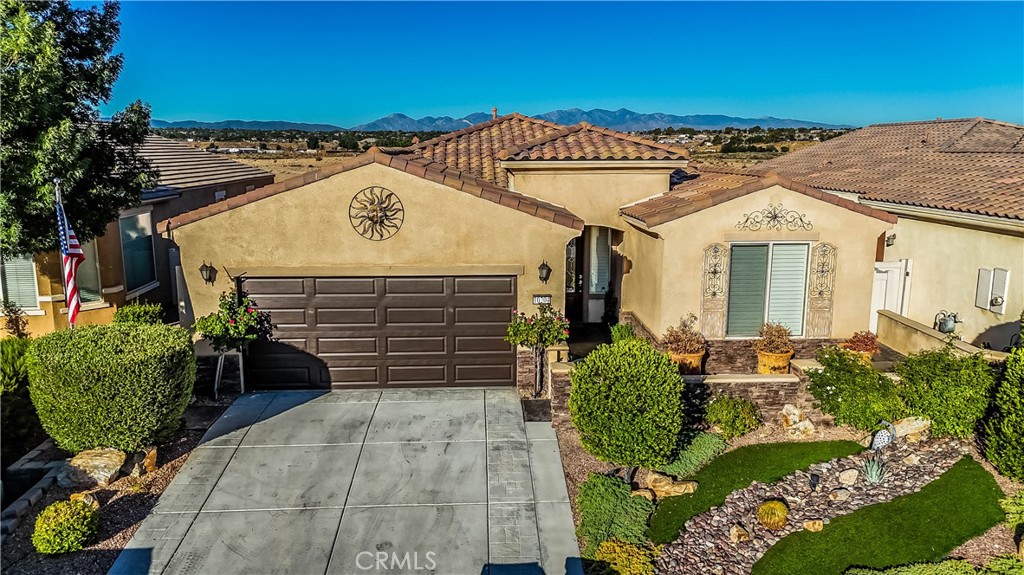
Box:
[510,169,676,228]
[169,163,579,321]
[619,225,664,335]
[882,216,1024,349]
[619,185,894,338]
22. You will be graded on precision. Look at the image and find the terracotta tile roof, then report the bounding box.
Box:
[139,135,273,200]
[499,123,689,162]
[756,118,1024,220]
[161,148,584,232]
[407,114,688,186]
[620,168,897,228]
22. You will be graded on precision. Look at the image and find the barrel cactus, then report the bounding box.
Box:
[757,499,789,530]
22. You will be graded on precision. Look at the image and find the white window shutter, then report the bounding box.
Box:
[990,268,1009,314]
[976,268,993,310]
[0,255,39,309]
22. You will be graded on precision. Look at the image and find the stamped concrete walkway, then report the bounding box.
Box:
[109,388,580,575]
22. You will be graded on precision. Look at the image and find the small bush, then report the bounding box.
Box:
[576,473,654,558]
[662,314,707,354]
[896,347,995,438]
[2,336,32,392]
[594,539,657,575]
[569,338,684,467]
[657,432,727,478]
[986,348,1024,480]
[757,499,789,530]
[28,323,196,453]
[1001,491,1024,530]
[706,394,760,439]
[844,331,880,353]
[611,323,636,344]
[31,500,99,555]
[113,301,163,324]
[2,336,45,469]
[808,347,907,430]
[845,557,1024,574]
[194,289,275,353]
[752,322,793,354]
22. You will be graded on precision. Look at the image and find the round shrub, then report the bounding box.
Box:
[569,339,684,467]
[705,394,761,439]
[28,323,196,453]
[896,347,995,438]
[986,348,1024,481]
[594,539,657,575]
[112,301,163,324]
[32,499,99,554]
[808,346,907,430]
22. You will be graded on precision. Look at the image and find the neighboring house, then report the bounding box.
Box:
[162,113,895,390]
[756,117,1024,351]
[0,135,274,335]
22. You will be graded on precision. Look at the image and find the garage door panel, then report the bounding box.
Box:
[315,278,376,295]
[454,277,514,295]
[246,275,515,389]
[385,278,445,294]
[316,308,377,326]
[386,307,446,325]
[317,337,378,357]
[387,336,447,355]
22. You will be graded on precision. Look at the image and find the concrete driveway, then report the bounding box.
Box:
[109,388,580,575]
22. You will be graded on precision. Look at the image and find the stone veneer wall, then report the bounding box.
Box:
[619,312,660,344]
[697,376,812,417]
[704,339,839,374]
[517,349,536,397]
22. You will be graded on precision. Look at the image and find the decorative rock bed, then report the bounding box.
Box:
[655,438,967,575]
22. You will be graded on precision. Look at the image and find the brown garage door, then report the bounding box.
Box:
[243,276,517,389]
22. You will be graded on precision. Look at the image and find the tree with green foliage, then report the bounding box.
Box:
[985,348,1024,481]
[1,0,156,256]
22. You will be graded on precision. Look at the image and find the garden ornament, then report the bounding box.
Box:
[870,420,897,451]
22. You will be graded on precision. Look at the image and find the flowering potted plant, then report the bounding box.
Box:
[752,322,794,374]
[840,330,879,365]
[194,289,275,353]
[662,313,707,374]
[505,304,569,397]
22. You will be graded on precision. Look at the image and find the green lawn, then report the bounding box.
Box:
[751,457,1005,575]
[648,440,863,544]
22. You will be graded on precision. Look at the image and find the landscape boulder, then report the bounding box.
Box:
[646,472,698,498]
[123,446,158,478]
[828,488,851,502]
[58,448,125,488]
[631,488,655,501]
[803,520,824,532]
[729,524,750,543]
[838,469,859,486]
[893,417,931,438]
[69,492,100,510]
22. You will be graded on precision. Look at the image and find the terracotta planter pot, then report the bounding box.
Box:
[839,343,877,366]
[756,349,794,374]
[669,350,705,375]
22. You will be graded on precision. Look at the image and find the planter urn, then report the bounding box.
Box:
[839,343,877,366]
[756,349,794,374]
[669,350,705,375]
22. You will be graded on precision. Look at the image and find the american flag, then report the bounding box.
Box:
[56,193,85,327]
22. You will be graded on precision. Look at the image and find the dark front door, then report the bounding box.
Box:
[564,236,584,322]
[244,275,517,389]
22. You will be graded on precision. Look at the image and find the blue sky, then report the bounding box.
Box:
[101,2,1024,127]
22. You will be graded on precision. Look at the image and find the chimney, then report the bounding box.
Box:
[492,107,498,119]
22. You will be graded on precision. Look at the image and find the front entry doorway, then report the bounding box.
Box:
[564,226,622,324]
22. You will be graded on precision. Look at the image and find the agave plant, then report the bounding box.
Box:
[861,455,889,484]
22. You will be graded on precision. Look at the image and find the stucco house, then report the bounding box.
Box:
[0,136,274,335]
[162,113,896,389]
[757,117,1024,352]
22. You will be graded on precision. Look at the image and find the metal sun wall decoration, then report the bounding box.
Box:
[736,203,813,231]
[349,186,404,241]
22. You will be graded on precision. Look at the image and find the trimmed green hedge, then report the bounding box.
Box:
[808,347,906,431]
[112,301,163,324]
[2,336,46,469]
[896,348,995,438]
[986,348,1024,480]
[28,324,196,453]
[845,557,1024,575]
[569,339,684,467]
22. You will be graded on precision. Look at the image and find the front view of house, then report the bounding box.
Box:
[164,114,896,389]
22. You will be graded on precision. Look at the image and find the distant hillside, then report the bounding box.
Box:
[152,109,853,132]
[150,119,345,131]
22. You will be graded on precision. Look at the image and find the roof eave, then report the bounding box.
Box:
[501,159,689,170]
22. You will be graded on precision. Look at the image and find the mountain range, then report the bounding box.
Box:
[152,108,853,132]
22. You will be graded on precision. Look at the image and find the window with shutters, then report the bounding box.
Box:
[726,243,809,337]
[588,227,611,294]
[0,254,40,310]
[119,211,157,294]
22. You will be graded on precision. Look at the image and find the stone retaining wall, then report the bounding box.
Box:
[693,375,812,418]
[704,339,839,374]
[656,438,967,575]
[517,349,536,397]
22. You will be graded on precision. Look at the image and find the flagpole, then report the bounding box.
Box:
[54,178,72,330]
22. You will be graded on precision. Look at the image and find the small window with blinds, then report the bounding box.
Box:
[726,243,809,337]
[589,227,611,294]
[1,254,40,310]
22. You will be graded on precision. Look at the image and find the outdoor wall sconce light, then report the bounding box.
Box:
[934,310,961,334]
[538,261,552,284]
[885,233,897,247]
[199,262,217,285]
